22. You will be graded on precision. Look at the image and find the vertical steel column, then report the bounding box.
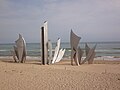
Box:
[41,21,48,65]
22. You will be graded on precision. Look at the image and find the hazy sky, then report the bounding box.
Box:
[0,0,120,43]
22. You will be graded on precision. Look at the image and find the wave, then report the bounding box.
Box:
[1,42,120,57]
[0,50,9,51]
[0,56,120,61]
[94,56,120,61]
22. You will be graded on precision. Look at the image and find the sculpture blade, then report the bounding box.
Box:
[78,46,84,64]
[48,40,53,64]
[85,43,90,56]
[88,52,96,64]
[70,30,81,65]
[70,30,81,50]
[13,46,19,60]
[15,34,24,62]
[52,38,61,64]
[41,21,48,65]
[21,36,27,63]
[88,44,97,64]
[82,44,96,64]
[55,49,66,63]
[11,50,17,62]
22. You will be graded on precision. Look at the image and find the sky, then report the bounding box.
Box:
[0,0,120,43]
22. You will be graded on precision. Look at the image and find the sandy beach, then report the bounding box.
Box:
[0,58,120,90]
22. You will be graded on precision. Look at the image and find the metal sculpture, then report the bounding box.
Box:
[51,38,66,64]
[85,43,90,56]
[12,34,27,63]
[70,30,81,65]
[47,40,53,64]
[41,21,48,65]
[82,44,96,64]
[88,44,96,64]
[40,21,65,65]
[52,38,61,64]
[78,46,84,65]
[55,49,66,63]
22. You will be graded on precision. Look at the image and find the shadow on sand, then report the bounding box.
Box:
[0,59,73,66]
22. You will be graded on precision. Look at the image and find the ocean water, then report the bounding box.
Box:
[0,42,120,59]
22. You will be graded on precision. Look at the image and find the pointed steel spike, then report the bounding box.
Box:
[78,46,84,64]
[70,30,81,65]
[85,43,90,56]
[47,40,53,64]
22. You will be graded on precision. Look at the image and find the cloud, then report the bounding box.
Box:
[41,0,120,41]
[0,0,120,43]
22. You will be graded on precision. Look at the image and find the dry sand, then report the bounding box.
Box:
[0,59,120,90]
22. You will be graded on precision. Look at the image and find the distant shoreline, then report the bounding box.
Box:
[1,42,120,59]
[0,56,120,61]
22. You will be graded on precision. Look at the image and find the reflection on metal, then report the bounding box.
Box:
[51,38,65,64]
[85,43,90,56]
[70,30,96,65]
[41,21,48,65]
[55,49,66,63]
[48,40,52,64]
[82,44,96,64]
[52,38,61,64]
[78,46,84,64]
[88,44,96,64]
[40,21,65,65]
[70,30,81,65]
[12,34,27,63]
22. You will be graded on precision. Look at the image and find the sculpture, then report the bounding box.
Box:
[85,43,90,56]
[77,46,84,65]
[70,30,81,65]
[70,30,97,65]
[55,49,66,63]
[47,40,53,64]
[52,38,61,64]
[87,44,96,64]
[52,38,66,64]
[12,34,27,63]
[82,44,96,64]
[41,21,65,65]
[41,21,48,65]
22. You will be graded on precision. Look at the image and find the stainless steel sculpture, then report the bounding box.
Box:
[70,30,81,65]
[41,21,48,65]
[52,38,61,64]
[47,40,53,64]
[78,46,84,65]
[88,44,96,64]
[51,38,66,64]
[40,21,65,65]
[12,34,27,63]
[55,49,66,63]
[85,43,90,56]
[82,44,96,64]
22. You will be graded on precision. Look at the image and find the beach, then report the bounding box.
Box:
[0,58,120,90]
[1,0,120,89]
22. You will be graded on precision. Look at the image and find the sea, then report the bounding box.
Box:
[0,42,120,60]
